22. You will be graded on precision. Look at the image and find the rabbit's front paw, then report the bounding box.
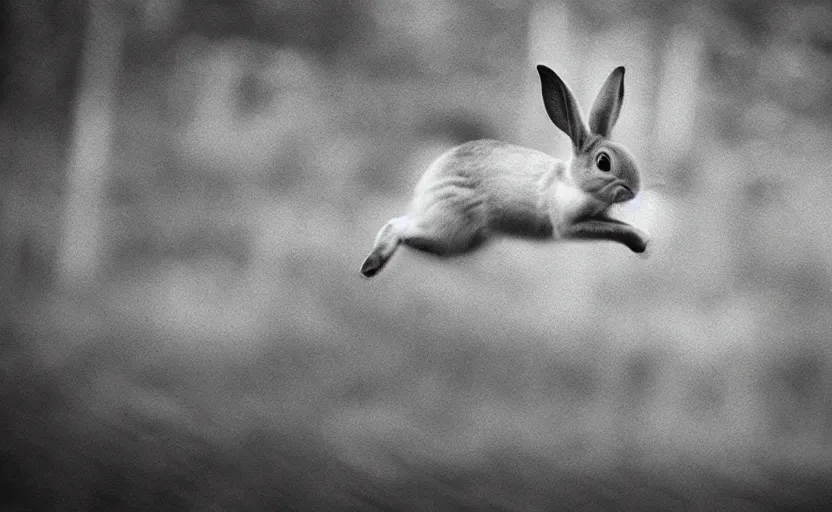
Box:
[636,240,652,259]
[633,229,651,258]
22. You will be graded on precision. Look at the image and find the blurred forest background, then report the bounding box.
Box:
[2,0,832,509]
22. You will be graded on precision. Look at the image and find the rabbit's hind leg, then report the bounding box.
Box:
[361,216,409,277]
[400,225,484,256]
[401,198,487,256]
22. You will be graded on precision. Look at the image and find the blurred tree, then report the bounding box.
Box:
[176,0,372,58]
[0,0,85,293]
[58,0,125,288]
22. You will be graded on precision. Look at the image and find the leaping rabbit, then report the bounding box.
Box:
[361,64,648,278]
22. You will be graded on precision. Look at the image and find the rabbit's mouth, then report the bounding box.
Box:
[609,183,634,203]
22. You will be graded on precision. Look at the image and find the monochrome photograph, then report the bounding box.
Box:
[1,0,831,509]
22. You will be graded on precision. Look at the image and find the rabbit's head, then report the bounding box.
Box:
[537,65,640,205]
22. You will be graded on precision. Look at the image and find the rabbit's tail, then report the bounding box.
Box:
[360,216,408,278]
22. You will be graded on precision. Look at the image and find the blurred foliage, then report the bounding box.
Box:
[2,0,832,509]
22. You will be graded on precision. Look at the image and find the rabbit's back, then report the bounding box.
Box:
[412,140,561,237]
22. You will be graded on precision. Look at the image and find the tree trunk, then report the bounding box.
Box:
[58,0,125,288]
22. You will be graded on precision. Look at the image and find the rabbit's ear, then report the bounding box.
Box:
[537,65,588,151]
[588,66,625,137]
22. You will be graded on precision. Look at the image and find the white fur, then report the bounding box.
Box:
[552,182,593,219]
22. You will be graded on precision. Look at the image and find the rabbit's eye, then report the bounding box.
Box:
[596,152,611,172]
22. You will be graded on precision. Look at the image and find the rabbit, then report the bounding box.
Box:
[360,64,648,278]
